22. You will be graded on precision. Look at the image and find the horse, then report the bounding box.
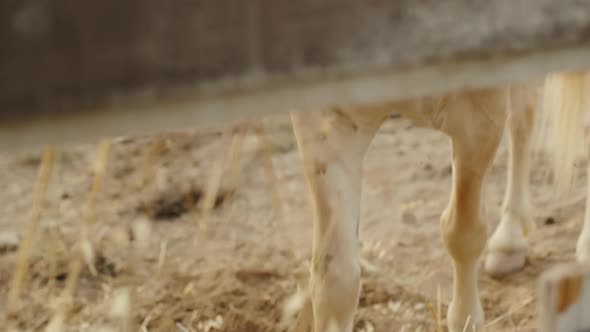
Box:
[289,71,590,331]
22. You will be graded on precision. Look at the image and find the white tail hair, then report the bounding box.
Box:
[539,71,590,196]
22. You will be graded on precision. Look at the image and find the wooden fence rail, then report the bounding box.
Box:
[2,1,590,151]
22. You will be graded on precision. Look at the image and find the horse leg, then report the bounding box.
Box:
[291,105,390,331]
[437,89,507,332]
[485,85,537,276]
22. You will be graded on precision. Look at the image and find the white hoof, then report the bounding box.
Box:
[484,249,526,276]
[485,213,529,276]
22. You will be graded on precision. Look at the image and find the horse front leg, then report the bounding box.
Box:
[291,105,390,331]
[436,89,507,331]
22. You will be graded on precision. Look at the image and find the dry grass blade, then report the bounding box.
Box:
[175,321,191,332]
[257,119,301,262]
[461,315,472,332]
[485,295,534,328]
[7,146,55,310]
[112,286,133,332]
[279,286,309,330]
[140,310,154,332]
[255,122,286,226]
[427,289,443,332]
[45,312,65,332]
[224,124,247,195]
[426,302,437,330]
[46,139,111,330]
[157,240,167,272]
[81,139,112,275]
[140,137,167,191]
[46,225,61,295]
[437,283,442,332]
[122,218,151,332]
[198,127,232,234]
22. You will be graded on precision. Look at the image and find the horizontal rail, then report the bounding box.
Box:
[3,43,590,152]
[3,1,590,151]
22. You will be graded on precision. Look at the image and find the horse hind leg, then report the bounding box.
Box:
[485,85,537,276]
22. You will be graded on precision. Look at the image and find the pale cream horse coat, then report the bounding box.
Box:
[290,72,590,332]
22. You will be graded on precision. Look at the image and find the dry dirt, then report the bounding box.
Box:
[0,115,586,332]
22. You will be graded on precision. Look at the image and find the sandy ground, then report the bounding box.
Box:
[0,114,586,332]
